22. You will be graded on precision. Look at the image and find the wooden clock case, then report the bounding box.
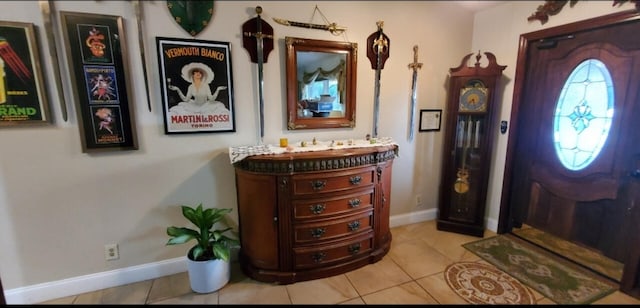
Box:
[437,51,506,237]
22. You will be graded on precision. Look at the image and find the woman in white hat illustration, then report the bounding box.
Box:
[167,62,228,115]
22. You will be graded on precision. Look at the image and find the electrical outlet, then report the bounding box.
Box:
[416,194,422,206]
[105,244,119,261]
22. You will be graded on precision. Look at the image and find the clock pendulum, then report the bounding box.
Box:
[454,113,484,196]
[454,115,472,194]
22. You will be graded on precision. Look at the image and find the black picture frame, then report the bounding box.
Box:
[156,37,235,134]
[60,11,138,153]
[419,109,442,132]
[0,21,51,127]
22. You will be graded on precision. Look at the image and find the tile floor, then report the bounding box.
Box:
[41,220,640,305]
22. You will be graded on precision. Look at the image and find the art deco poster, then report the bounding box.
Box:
[0,21,51,126]
[157,37,235,134]
[60,11,138,152]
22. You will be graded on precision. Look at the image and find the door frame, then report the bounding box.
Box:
[497,9,640,297]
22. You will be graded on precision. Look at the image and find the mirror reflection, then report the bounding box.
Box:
[286,37,357,130]
[297,51,346,118]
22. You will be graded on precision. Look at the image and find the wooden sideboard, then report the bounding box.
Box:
[233,144,397,284]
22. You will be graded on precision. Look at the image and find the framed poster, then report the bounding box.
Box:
[0,21,51,126]
[60,11,138,153]
[156,37,235,134]
[419,109,442,132]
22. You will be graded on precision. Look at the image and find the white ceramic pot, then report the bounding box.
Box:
[186,257,230,293]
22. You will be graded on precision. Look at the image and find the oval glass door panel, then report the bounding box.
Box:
[553,59,614,171]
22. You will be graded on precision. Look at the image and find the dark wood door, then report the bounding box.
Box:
[0,275,5,305]
[499,11,640,298]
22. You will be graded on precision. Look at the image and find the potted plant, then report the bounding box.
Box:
[166,203,240,293]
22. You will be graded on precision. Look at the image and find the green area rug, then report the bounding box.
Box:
[463,235,618,305]
[513,226,624,282]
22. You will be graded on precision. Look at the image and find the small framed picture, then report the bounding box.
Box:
[419,109,442,132]
[60,11,138,153]
[0,21,51,126]
[156,37,235,134]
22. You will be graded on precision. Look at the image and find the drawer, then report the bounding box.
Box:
[294,233,373,269]
[294,211,372,244]
[291,168,375,196]
[293,189,373,220]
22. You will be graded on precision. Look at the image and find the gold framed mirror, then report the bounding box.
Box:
[285,37,357,130]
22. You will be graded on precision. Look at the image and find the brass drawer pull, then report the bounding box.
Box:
[347,220,361,231]
[348,243,361,255]
[310,203,326,214]
[311,180,327,190]
[311,252,326,263]
[310,228,326,238]
[349,176,362,185]
[348,198,361,208]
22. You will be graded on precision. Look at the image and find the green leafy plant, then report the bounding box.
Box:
[166,203,240,262]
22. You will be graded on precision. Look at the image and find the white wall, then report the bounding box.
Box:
[0,0,474,297]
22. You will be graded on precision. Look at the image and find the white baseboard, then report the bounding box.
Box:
[390,209,498,233]
[486,217,498,233]
[4,210,439,304]
[5,257,187,304]
[389,208,437,228]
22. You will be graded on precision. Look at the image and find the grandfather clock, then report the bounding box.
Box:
[437,51,506,237]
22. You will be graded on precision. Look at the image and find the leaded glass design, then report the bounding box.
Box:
[553,59,614,171]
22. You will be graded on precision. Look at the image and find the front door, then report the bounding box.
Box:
[0,275,5,305]
[499,11,640,297]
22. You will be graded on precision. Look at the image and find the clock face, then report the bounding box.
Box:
[459,86,488,113]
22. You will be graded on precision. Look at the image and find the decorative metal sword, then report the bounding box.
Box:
[132,0,152,112]
[407,45,422,141]
[242,6,274,144]
[366,21,390,138]
[272,18,346,36]
[39,0,68,121]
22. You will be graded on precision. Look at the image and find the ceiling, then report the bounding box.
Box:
[455,1,503,12]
